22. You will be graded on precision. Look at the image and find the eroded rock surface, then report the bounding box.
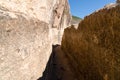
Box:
[62,5,120,80]
[0,0,71,80]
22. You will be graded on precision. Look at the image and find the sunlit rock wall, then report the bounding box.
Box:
[0,0,71,80]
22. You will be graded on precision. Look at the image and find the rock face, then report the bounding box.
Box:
[117,0,120,3]
[0,0,71,80]
[62,5,120,80]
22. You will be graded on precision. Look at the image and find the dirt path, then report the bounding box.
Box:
[38,45,77,80]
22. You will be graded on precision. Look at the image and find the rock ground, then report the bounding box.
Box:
[38,45,77,80]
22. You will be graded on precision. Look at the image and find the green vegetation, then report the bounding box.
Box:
[72,15,82,20]
[71,15,82,24]
[62,5,120,80]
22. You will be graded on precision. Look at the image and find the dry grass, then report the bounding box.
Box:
[61,5,120,80]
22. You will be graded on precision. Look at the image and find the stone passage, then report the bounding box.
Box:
[38,45,77,80]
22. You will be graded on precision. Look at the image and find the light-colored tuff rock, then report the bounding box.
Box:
[0,0,71,80]
[103,0,120,10]
[104,3,118,9]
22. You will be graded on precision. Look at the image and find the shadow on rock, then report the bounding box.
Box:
[37,44,60,80]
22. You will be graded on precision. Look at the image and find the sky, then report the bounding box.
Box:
[68,0,116,18]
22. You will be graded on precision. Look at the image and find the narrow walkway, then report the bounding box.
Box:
[38,45,77,80]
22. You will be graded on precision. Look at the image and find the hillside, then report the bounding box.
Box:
[71,15,82,24]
